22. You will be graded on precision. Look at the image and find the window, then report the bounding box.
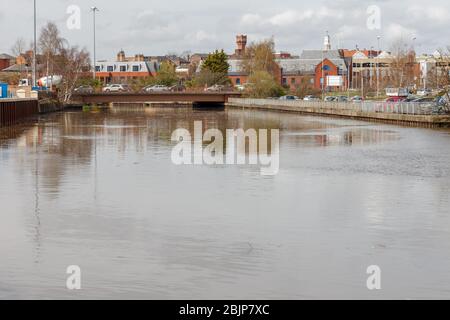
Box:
[107,66,114,72]
[95,66,101,72]
[291,78,296,84]
[120,65,126,72]
[323,65,330,71]
[282,78,287,85]
[132,65,140,72]
[236,78,241,85]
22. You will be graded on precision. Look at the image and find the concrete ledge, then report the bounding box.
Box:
[226,101,450,127]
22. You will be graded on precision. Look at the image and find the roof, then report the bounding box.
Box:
[298,50,347,72]
[0,53,14,60]
[2,64,44,72]
[277,59,317,75]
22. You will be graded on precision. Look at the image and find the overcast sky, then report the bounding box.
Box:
[1,0,450,59]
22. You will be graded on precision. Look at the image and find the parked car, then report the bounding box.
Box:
[303,95,320,101]
[142,85,170,92]
[279,95,299,101]
[169,84,186,92]
[205,84,225,92]
[411,97,435,103]
[404,95,419,102]
[73,85,94,94]
[335,96,349,102]
[417,89,432,96]
[350,96,364,102]
[102,84,131,93]
[324,96,337,102]
[385,97,405,103]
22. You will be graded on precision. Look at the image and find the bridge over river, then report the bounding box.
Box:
[71,92,242,106]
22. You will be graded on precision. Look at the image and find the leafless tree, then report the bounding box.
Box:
[11,38,27,75]
[11,38,26,58]
[240,38,278,76]
[53,44,90,103]
[39,22,64,81]
[386,39,418,89]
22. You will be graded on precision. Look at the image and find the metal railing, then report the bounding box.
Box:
[228,98,440,115]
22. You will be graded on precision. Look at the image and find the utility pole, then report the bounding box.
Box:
[91,7,99,80]
[32,0,37,87]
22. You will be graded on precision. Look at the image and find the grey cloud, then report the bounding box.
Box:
[2,0,450,58]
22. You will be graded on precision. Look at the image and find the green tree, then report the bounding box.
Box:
[155,61,178,86]
[195,50,230,86]
[247,71,285,98]
[202,50,229,74]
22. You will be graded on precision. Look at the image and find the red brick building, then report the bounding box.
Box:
[0,53,15,71]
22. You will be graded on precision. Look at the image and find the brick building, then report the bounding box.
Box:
[0,53,15,71]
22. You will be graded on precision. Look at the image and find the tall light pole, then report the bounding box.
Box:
[32,0,37,87]
[91,7,99,80]
[376,35,381,98]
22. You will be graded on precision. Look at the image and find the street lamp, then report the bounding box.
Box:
[91,7,99,80]
[32,0,37,88]
[376,35,381,97]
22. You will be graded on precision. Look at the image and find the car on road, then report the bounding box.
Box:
[205,84,226,92]
[142,85,171,93]
[102,84,131,93]
[169,84,186,92]
[73,85,94,94]
[279,95,299,100]
[303,95,320,101]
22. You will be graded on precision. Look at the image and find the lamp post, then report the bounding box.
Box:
[91,7,99,80]
[321,49,324,100]
[376,35,381,98]
[32,0,37,88]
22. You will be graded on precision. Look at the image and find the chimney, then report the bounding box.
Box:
[117,50,126,62]
[235,35,247,56]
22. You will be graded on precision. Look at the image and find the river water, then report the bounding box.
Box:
[1,106,450,299]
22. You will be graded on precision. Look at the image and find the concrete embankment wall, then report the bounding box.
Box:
[227,98,450,128]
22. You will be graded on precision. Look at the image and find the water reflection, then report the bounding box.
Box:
[1,106,450,299]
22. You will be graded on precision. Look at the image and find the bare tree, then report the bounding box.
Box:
[11,38,27,76]
[39,22,64,82]
[11,38,26,58]
[240,38,278,76]
[387,39,418,89]
[53,44,90,103]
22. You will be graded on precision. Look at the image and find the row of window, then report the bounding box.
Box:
[353,63,390,68]
[95,65,143,72]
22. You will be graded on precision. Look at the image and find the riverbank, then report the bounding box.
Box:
[0,98,70,127]
[227,98,450,128]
